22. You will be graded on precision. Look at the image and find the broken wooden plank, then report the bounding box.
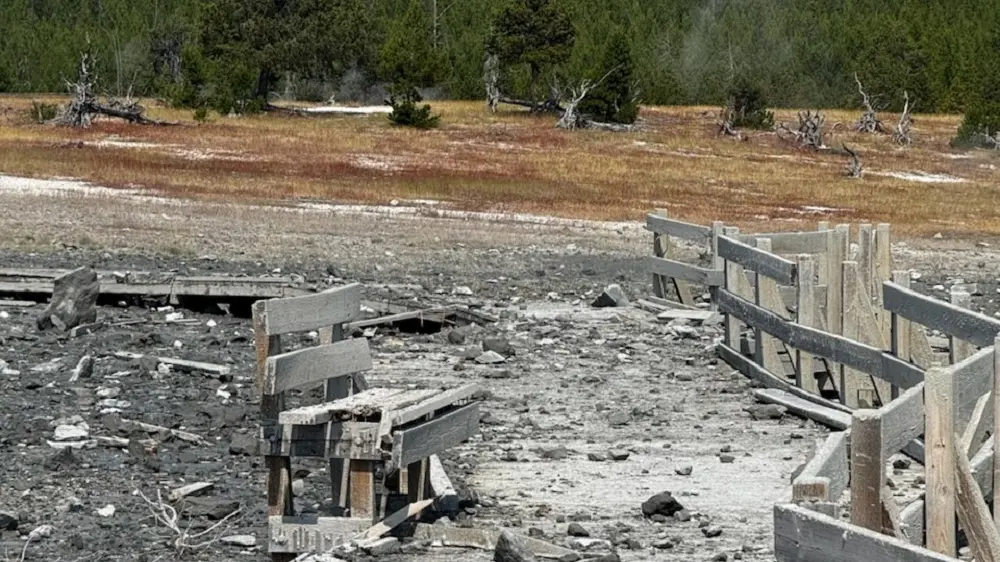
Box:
[360,498,435,540]
[389,384,480,428]
[717,235,797,285]
[390,402,479,470]
[954,431,1000,562]
[774,503,956,562]
[278,388,408,425]
[883,282,1000,347]
[263,338,373,395]
[411,525,581,560]
[645,213,712,242]
[427,454,458,512]
[752,388,851,429]
[644,256,723,287]
[348,306,455,330]
[850,409,885,533]
[168,482,214,503]
[792,431,848,504]
[261,284,363,336]
[118,418,204,444]
[655,308,718,322]
[925,367,956,556]
[0,299,37,307]
[717,343,850,414]
[113,351,232,376]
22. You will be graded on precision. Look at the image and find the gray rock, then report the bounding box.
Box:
[483,338,516,357]
[674,464,693,476]
[567,522,590,537]
[745,404,786,420]
[475,350,506,364]
[448,329,467,345]
[37,267,99,331]
[591,285,629,308]
[702,526,723,538]
[494,530,538,562]
[608,449,630,461]
[229,433,258,456]
[641,492,684,518]
[69,355,94,381]
[674,509,692,522]
[720,454,735,464]
[541,446,569,460]
[0,511,17,531]
[587,452,606,462]
[362,537,401,556]
[608,410,631,426]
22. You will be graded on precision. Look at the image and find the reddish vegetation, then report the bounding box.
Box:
[1,96,998,236]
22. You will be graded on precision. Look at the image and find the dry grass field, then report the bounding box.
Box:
[1,95,999,236]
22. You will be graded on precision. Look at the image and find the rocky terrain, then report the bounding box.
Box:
[2,200,1000,562]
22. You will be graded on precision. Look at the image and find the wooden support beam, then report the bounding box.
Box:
[717,234,797,285]
[994,336,1000,534]
[891,271,912,402]
[883,282,1000,348]
[950,289,975,364]
[954,431,1000,562]
[796,255,818,395]
[874,224,893,343]
[925,366,956,556]
[850,409,885,532]
[775,503,957,562]
[842,261,869,407]
[349,460,376,522]
[793,431,849,504]
[723,227,743,348]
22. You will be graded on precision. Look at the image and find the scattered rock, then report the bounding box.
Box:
[53,424,90,441]
[453,286,474,296]
[44,447,80,471]
[674,509,692,522]
[608,410,631,426]
[591,285,629,308]
[744,404,786,420]
[494,530,538,562]
[641,492,684,518]
[587,453,605,462]
[476,351,506,364]
[719,454,735,464]
[703,526,723,538]
[567,523,590,537]
[69,355,94,382]
[229,432,259,456]
[541,446,569,460]
[892,458,912,470]
[181,497,240,520]
[483,338,516,357]
[96,504,115,517]
[0,511,17,531]
[674,464,693,476]
[37,267,99,331]
[220,535,257,547]
[608,449,630,461]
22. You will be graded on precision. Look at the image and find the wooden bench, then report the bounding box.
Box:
[253,283,480,560]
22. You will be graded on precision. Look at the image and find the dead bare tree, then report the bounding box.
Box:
[484,54,500,113]
[844,144,863,178]
[482,53,564,114]
[893,91,915,146]
[778,110,826,150]
[55,52,169,128]
[717,103,741,138]
[555,66,637,132]
[981,128,1000,150]
[854,73,886,134]
[137,489,242,557]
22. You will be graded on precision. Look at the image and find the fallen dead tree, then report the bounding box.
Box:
[484,54,563,115]
[55,52,170,128]
[717,103,742,139]
[554,66,639,132]
[854,74,887,134]
[777,110,827,149]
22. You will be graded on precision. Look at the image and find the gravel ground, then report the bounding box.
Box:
[2,183,1000,562]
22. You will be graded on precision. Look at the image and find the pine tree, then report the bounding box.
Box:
[379,0,446,128]
[486,0,575,103]
[577,29,638,124]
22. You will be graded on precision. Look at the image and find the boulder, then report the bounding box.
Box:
[37,267,99,331]
[641,492,684,518]
[591,285,629,308]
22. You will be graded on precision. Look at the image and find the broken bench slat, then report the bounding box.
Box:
[412,525,582,560]
[375,389,448,440]
[263,338,373,395]
[388,384,480,428]
[360,498,435,540]
[348,306,455,330]
[277,388,408,425]
[168,482,214,502]
[390,402,479,470]
[113,351,232,376]
[260,283,363,336]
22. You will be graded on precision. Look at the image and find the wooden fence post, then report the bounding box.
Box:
[874,224,893,343]
[754,238,783,374]
[889,271,911,401]
[994,336,1000,534]
[651,209,669,299]
[841,261,862,407]
[723,226,742,349]
[858,223,874,301]
[796,255,818,395]
[850,409,885,532]
[710,221,724,309]
[950,289,975,363]
[925,366,957,556]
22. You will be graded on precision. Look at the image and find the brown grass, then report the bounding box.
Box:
[1,95,998,237]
